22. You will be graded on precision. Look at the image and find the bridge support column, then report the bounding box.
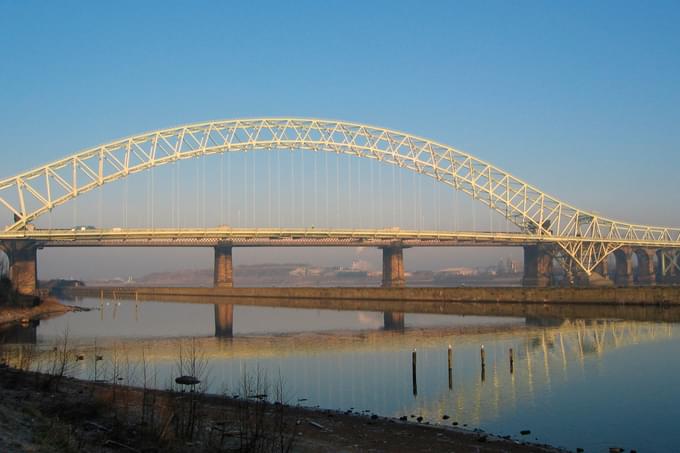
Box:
[635,249,656,286]
[5,241,39,296]
[214,244,233,288]
[656,249,680,284]
[573,259,613,287]
[381,246,405,288]
[594,259,609,280]
[522,245,553,287]
[587,257,614,286]
[383,312,405,330]
[214,304,234,338]
[614,247,634,287]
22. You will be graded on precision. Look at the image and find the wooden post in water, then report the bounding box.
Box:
[412,349,417,396]
[447,344,453,390]
[480,345,486,382]
[480,345,486,368]
[509,348,514,374]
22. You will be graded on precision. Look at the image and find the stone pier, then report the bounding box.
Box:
[522,245,553,287]
[214,304,234,337]
[381,246,405,288]
[214,244,233,288]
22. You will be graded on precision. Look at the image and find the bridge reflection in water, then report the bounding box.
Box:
[214,303,408,337]
[1,298,678,451]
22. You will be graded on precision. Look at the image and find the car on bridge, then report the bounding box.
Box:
[71,225,96,232]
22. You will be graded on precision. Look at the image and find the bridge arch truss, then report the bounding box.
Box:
[1,118,679,274]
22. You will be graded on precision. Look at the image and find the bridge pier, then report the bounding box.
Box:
[214,244,233,288]
[3,241,39,296]
[634,249,656,286]
[522,245,553,287]
[614,247,634,287]
[381,246,405,288]
[656,249,680,284]
[214,304,234,338]
[594,259,609,279]
[383,312,405,330]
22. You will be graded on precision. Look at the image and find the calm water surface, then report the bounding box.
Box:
[2,297,679,452]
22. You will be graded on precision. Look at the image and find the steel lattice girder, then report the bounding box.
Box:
[1,118,679,274]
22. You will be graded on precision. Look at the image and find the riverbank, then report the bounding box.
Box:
[0,367,564,452]
[0,297,76,326]
[66,285,680,305]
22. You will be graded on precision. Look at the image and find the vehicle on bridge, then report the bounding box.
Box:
[70,225,96,232]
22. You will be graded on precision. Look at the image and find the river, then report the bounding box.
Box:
[2,296,679,452]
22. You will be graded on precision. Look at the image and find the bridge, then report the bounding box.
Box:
[0,118,679,295]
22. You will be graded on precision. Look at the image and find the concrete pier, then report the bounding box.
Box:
[381,246,405,288]
[214,244,233,288]
[614,247,634,287]
[657,249,680,284]
[594,259,609,279]
[4,241,38,296]
[522,245,553,287]
[214,304,234,337]
[635,249,656,285]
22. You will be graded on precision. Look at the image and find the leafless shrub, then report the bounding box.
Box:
[212,366,296,453]
[45,327,77,391]
[167,337,210,441]
[16,343,37,371]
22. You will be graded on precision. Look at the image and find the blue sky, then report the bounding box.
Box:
[1,1,679,278]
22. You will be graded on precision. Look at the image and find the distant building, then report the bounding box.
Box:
[351,260,370,272]
[496,257,521,274]
[438,267,478,277]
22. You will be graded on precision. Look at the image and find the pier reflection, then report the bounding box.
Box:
[211,304,407,337]
[214,304,234,338]
[0,321,38,344]
[383,312,405,331]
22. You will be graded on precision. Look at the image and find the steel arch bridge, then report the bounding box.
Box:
[1,118,679,276]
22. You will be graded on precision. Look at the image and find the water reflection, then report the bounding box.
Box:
[212,305,407,338]
[383,312,405,331]
[1,298,679,451]
[0,321,38,344]
[214,304,233,338]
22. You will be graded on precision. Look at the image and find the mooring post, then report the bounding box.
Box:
[480,345,486,382]
[412,348,417,396]
[509,348,514,374]
[447,344,453,390]
[480,345,486,368]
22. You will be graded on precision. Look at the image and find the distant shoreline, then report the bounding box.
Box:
[0,298,76,327]
[64,285,680,305]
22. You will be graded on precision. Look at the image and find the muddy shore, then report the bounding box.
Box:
[0,367,564,453]
[0,298,77,326]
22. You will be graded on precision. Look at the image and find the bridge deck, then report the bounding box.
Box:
[0,228,677,247]
[1,228,544,247]
[0,227,678,248]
